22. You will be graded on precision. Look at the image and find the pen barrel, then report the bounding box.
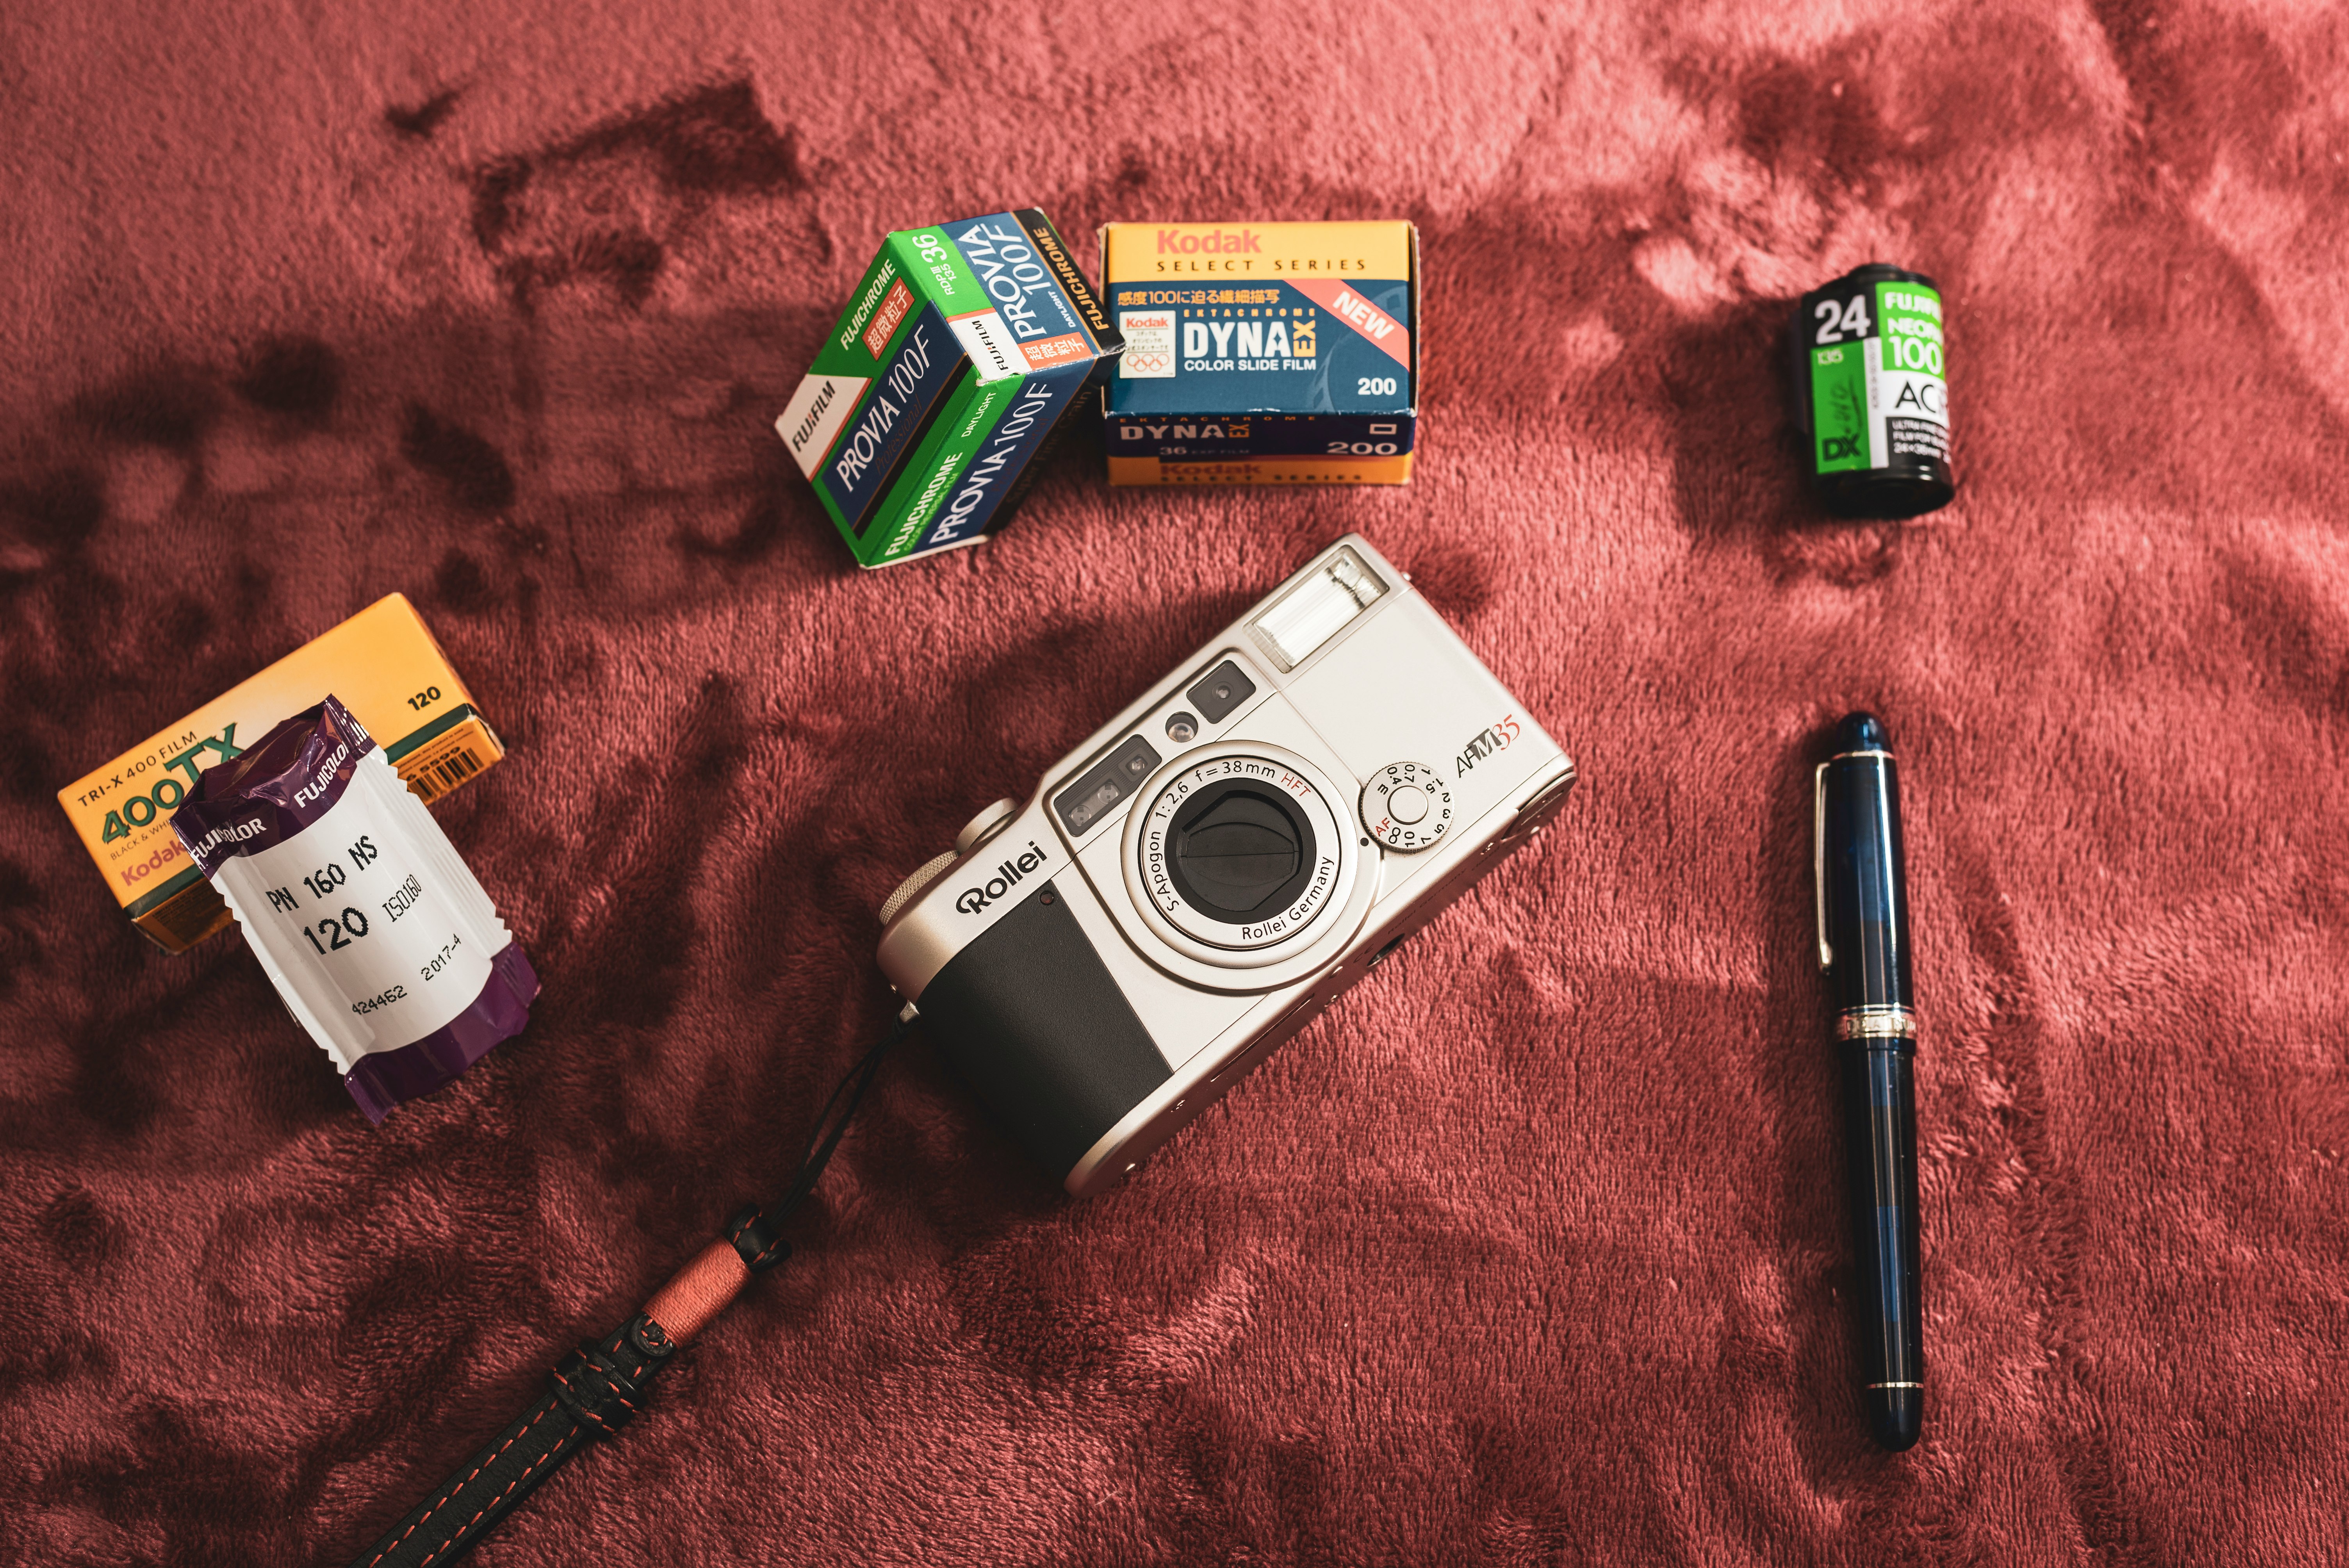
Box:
[1820,752,1912,1015]
[1840,1036,1924,1445]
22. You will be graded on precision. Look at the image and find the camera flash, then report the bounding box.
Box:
[1249,546,1387,670]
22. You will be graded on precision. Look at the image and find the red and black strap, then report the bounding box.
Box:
[350,1316,665,1568]
[341,1017,909,1567]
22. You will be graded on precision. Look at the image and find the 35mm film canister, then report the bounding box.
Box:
[1790,264,1953,519]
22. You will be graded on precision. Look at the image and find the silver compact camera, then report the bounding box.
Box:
[877,535,1576,1196]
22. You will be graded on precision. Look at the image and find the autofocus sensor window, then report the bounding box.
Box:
[1185,659,1256,725]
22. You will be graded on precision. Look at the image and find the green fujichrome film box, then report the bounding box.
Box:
[776,210,1124,567]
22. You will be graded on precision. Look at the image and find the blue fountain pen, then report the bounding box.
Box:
[1814,711,1926,1450]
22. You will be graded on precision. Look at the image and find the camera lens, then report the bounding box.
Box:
[1130,747,1357,956]
[1167,782,1317,921]
[1165,713,1198,743]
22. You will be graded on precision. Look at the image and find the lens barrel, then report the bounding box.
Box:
[1166,782,1316,922]
[1128,746,1357,958]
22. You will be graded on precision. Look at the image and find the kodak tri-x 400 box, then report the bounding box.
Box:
[777,210,1123,567]
[57,595,506,953]
[1101,221,1419,486]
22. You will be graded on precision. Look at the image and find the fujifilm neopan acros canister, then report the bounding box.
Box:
[876,535,1577,1196]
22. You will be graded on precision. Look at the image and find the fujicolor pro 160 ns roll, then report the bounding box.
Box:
[55,595,505,953]
[173,697,536,1122]
[1101,221,1419,486]
[777,209,1124,567]
[1791,263,1955,519]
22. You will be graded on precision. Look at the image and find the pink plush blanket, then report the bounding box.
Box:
[4,2,2345,1562]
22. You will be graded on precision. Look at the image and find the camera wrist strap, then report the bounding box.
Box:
[344,1014,913,1568]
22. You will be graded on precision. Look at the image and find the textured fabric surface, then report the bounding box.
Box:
[4,3,2347,1564]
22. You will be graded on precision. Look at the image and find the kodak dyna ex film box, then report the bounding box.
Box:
[777,209,1124,567]
[1101,221,1419,486]
[57,595,506,953]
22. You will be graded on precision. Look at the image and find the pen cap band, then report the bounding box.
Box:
[1837,1005,1918,1041]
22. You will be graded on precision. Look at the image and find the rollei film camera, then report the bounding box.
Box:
[877,535,1577,1195]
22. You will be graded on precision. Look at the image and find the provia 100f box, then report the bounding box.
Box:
[777,209,1123,567]
[1101,221,1419,486]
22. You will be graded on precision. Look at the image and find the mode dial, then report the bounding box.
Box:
[1360,762,1453,852]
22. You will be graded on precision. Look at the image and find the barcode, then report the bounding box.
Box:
[431,749,481,789]
[405,748,482,803]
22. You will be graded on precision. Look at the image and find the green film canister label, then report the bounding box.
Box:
[1807,278,1947,473]
[1794,265,1953,519]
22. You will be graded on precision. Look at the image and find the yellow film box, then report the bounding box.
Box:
[1100,220,1419,486]
[57,595,506,953]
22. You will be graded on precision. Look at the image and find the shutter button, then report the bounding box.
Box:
[956,798,1019,854]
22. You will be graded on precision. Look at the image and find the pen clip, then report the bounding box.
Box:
[1813,761,1832,972]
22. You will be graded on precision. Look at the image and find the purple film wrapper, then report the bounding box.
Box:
[342,941,540,1121]
[173,697,537,1122]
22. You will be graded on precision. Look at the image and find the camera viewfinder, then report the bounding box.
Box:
[1053,734,1164,836]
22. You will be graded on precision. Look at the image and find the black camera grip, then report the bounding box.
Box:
[915,879,1169,1181]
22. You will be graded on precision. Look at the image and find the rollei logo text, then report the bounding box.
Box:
[954,841,1049,914]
